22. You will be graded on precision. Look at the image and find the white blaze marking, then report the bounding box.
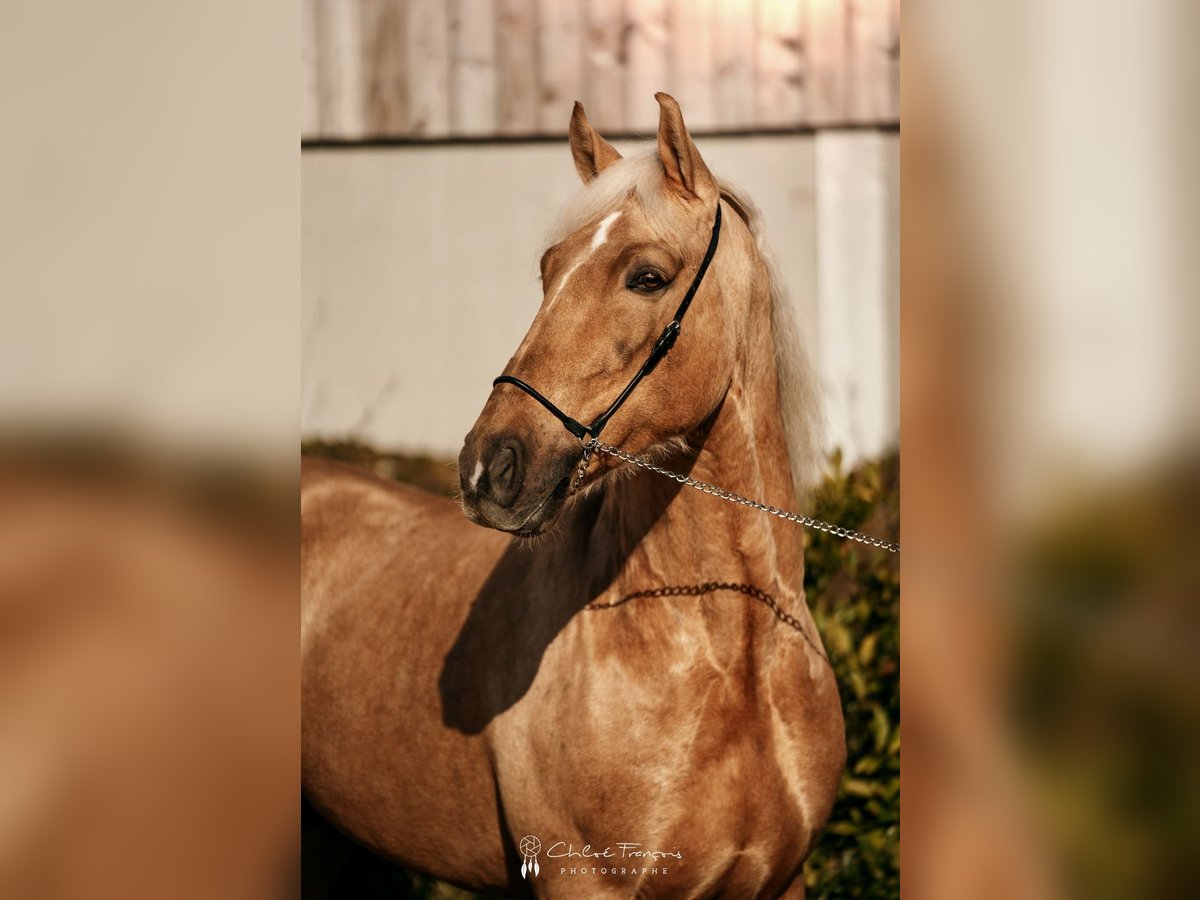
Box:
[590,210,622,250]
[544,210,623,310]
[470,459,484,489]
[544,259,584,311]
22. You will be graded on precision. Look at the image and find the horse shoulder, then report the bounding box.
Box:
[300,458,518,890]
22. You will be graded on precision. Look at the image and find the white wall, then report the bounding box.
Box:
[301,132,897,464]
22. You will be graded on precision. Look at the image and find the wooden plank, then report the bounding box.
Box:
[804,0,846,126]
[711,0,756,129]
[362,0,409,136]
[316,0,366,139]
[889,0,902,119]
[666,0,716,130]
[536,0,585,133]
[496,0,539,135]
[892,0,900,117]
[625,0,671,134]
[846,0,898,121]
[582,0,627,132]
[301,0,320,139]
[449,0,497,136]
[753,0,805,128]
[406,0,451,136]
[303,0,898,140]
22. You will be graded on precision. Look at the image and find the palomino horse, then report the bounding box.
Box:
[302,94,844,898]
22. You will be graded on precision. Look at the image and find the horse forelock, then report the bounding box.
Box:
[545,149,693,253]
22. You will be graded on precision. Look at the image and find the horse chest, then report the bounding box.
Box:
[490,617,840,887]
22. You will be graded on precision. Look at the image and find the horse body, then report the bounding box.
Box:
[301,464,512,888]
[302,95,844,898]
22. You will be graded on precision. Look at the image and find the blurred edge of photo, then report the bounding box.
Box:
[0,3,298,899]
[904,1,1198,898]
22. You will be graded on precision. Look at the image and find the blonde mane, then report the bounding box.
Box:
[548,149,825,499]
[717,177,826,497]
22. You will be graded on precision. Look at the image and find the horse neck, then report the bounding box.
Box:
[593,280,806,607]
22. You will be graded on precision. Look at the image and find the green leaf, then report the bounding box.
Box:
[843,778,875,798]
[859,632,879,666]
[872,706,890,753]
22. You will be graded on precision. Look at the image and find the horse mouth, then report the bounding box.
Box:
[511,474,571,537]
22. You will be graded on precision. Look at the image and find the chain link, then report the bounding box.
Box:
[586,581,829,660]
[581,438,899,554]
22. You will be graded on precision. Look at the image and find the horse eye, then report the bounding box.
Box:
[629,270,666,293]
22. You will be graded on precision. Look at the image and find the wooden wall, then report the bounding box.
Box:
[301,0,900,142]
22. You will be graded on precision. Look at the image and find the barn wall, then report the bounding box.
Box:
[301,130,898,464]
[302,0,900,141]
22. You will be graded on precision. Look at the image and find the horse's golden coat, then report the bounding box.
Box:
[302,95,844,899]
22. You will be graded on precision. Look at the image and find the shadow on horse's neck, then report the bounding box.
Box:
[437,427,692,735]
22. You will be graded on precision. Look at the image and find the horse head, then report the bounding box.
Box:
[459,93,761,536]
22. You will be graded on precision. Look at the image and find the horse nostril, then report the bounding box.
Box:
[485,442,523,507]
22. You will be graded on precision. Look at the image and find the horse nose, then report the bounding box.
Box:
[480,438,524,509]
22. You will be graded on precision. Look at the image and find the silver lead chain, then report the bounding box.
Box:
[581,438,899,554]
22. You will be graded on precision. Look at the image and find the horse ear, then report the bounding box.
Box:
[568,101,622,184]
[654,92,717,201]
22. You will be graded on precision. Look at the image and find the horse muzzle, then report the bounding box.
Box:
[458,432,576,536]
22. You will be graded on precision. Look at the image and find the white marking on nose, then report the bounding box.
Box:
[545,210,623,311]
[470,459,484,489]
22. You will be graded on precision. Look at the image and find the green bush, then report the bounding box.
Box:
[802,449,900,898]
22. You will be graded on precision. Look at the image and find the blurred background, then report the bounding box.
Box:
[903,1,1199,898]
[0,3,298,899]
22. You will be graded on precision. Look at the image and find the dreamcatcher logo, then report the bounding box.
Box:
[519,835,541,879]
[515,833,680,881]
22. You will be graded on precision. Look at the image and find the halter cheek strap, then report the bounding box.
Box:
[493,203,722,441]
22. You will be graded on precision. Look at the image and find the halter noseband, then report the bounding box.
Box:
[493,203,722,442]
